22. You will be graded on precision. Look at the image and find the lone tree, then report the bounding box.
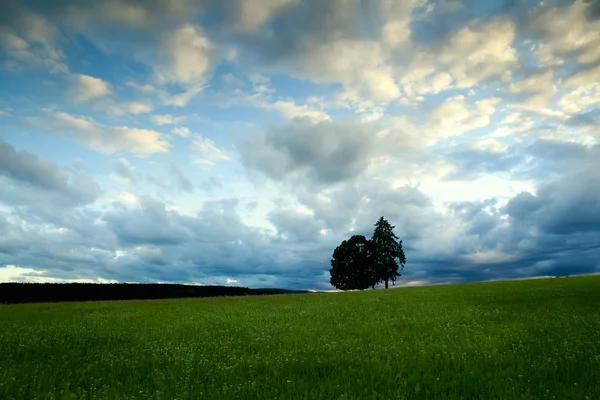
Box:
[329,217,406,290]
[329,235,378,290]
[371,217,406,289]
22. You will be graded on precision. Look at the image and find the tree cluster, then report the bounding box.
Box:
[329,217,406,290]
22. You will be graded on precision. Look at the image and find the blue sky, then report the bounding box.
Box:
[1,0,599,289]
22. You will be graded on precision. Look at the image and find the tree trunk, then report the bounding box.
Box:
[385,279,389,289]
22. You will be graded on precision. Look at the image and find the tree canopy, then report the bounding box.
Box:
[330,235,377,290]
[329,217,406,290]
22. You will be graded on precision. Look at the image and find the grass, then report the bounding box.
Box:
[1,276,599,400]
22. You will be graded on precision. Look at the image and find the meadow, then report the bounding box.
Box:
[1,276,599,400]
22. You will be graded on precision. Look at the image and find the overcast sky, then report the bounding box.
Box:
[0,0,599,289]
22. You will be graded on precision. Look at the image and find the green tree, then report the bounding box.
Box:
[371,216,406,289]
[329,235,377,290]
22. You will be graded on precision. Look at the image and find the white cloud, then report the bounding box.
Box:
[508,70,556,109]
[400,19,517,98]
[0,265,117,283]
[0,10,67,73]
[70,74,112,102]
[563,65,600,88]
[127,101,153,114]
[151,114,186,126]
[382,19,411,48]
[557,83,600,115]
[462,251,519,264]
[191,136,231,166]
[294,39,400,103]
[0,28,28,51]
[381,0,426,48]
[156,24,211,86]
[234,0,299,31]
[425,96,501,141]
[443,19,518,88]
[239,89,330,121]
[95,189,138,206]
[28,111,169,156]
[62,0,200,29]
[469,138,507,154]
[171,126,191,137]
[531,0,600,66]
[272,100,330,121]
[160,83,206,107]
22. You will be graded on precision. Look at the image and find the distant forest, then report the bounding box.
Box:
[0,283,307,304]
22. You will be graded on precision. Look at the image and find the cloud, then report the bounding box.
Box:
[28,111,169,156]
[293,39,401,103]
[151,114,186,125]
[508,70,556,110]
[126,101,153,114]
[0,138,99,203]
[111,158,135,182]
[0,137,101,222]
[171,126,191,137]
[168,165,194,193]
[236,84,331,121]
[271,100,330,121]
[0,1,67,73]
[557,83,600,115]
[529,0,600,66]
[425,96,501,141]
[156,24,211,86]
[438,137,523,181]
[240,117,377,186]
[70,74,112,102]
[191,136,231,166]
[268,207,324,242]
[399,18,518,98]
[504,165,600,236]
[232,0,299,31]
[43,0,205,29]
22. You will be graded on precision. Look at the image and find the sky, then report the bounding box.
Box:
[0,0,599,290]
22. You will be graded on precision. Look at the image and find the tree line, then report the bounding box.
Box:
[329,217,406,290]
[0,283,304,304]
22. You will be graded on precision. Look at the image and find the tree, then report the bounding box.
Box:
[329,235,378,290]
[371,216,406,289]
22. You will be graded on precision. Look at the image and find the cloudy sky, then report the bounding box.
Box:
[0,0,599,289]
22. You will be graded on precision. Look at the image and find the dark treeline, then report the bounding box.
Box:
[0,283,306,304]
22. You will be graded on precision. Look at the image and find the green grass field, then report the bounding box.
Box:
[1,276,599,400]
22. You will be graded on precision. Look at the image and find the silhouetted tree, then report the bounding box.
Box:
[329,235,378,290]
[371,216,406,288]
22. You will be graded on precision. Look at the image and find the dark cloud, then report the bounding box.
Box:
[531,169,600,235]
[23,0,209,28]
[522,140,599,180]
[168,165,194,193]
[104,196,192,245]
[503,192,543,222]
[268,208,324,243]
[584,0,600,20]
[114,159,134,181]
[1,138,70,193]
[441,146,524,181]
[0,138,101,221]
[240,117,376,186]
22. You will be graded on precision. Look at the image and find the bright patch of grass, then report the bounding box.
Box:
[1,276,599,399]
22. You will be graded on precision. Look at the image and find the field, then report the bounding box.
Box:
[1,276,599,400]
